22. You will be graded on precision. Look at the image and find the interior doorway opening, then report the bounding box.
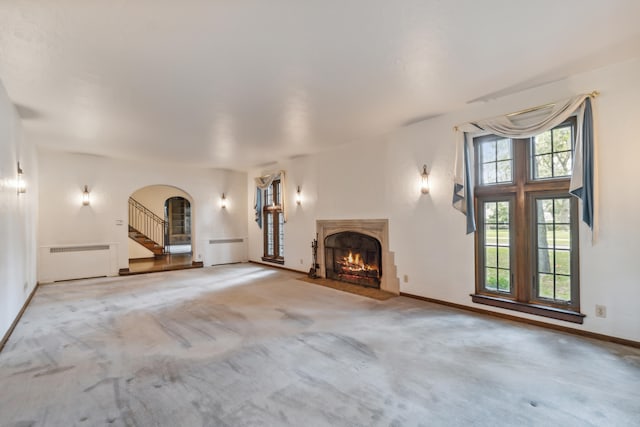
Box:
[124,185,201,275]
[165,196,192,254]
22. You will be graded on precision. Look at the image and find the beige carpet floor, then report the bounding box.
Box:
[0,263,638,427]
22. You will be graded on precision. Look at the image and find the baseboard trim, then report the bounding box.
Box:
[128,257,156,262]
[248,260,307,275]
[0,283,39,353]
[400,292,640,349]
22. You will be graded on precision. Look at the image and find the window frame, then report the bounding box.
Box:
[477,135,514,186]
[471,119,584,324]
[476,195,516,297]
[528,191,580,311]
[262,179,284,264]
[530,124,575,182]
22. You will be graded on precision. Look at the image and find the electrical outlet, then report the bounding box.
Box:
[595,305,607,318]
[300,258,304,264]
[403,274,409,283]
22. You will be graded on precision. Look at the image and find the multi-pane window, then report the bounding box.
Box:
[480,137,512,185]
[480,199,512,294]
[534,196,575,303]
[262,179,284,264]
[473,120,582,323]
[278,212,285,257]
[532,126,573,179]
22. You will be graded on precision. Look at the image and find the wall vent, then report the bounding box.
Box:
[50,245,110,253]
[209,238,243,244]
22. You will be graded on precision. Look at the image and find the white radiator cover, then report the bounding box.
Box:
[38,243,119,283]
[207,238,247,265]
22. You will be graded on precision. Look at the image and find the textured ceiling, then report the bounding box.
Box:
[1,1,639,170]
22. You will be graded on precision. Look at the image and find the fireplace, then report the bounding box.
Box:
[316,219,399,294]
[325,232,382,288]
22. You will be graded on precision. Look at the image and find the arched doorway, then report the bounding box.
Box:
[125,185,200,274]
[165,196,192,254]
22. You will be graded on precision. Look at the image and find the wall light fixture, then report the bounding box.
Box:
[420,164,430,194]
[296,186,302,205]
[221,193,227,209]
[17,162,26,194]
[82,185,91,206]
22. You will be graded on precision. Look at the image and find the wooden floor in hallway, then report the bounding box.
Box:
[122,253,202,275]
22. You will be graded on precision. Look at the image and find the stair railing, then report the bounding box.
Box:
[128,197,167,253]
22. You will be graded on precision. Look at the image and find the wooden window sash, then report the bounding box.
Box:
[472,119,582,322]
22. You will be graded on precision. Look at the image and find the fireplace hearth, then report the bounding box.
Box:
[325,232,381,288]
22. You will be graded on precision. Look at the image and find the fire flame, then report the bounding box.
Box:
[347,251,361,266]
[339,250,377,273]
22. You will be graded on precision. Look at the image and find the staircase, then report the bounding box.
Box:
[128,197,167,257]
[128,225,165,256]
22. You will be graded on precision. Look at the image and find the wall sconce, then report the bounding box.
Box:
[17,162,26,194]
[295,186,302,205]
[82,185,91,206]
[420,164,430,194]
[221,193,227,209]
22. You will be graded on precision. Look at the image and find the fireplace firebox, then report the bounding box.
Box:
[324,232,382,288]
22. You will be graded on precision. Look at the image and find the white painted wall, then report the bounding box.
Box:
[0,81,38,340]
[247,59,640,342]
[38,151,248,280]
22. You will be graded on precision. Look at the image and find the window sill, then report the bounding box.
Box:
[261,257,284,265]
[470,294,585,324]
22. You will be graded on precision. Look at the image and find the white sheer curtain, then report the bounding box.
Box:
[254,170,287,228]
[453,93,597,239]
